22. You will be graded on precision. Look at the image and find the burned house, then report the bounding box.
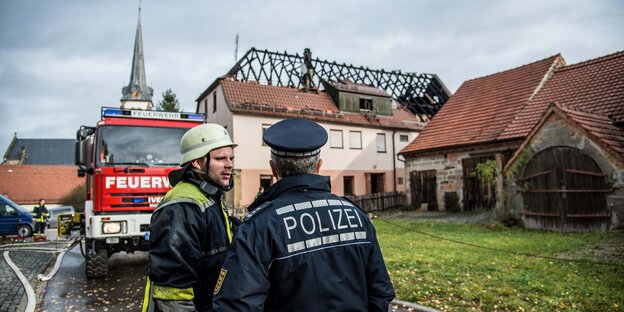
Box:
[195,48,451,209]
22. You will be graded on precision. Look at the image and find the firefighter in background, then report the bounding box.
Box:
[143,124,237,312]
[213,118,395,311]
[32,199,49,241]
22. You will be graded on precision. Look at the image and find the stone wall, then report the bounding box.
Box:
[405,149,507,212]
[405,152,461,211]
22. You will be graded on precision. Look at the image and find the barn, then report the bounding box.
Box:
[504,52,624,231]
[400,51,624,231]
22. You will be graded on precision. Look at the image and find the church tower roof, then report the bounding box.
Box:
[121,8,153,109]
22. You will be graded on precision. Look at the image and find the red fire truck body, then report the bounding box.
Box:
[75,107,204,278]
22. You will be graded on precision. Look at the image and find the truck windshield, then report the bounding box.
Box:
[96,125,188,167]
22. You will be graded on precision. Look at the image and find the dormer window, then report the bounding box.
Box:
[321,79,391,116]
[359,98,373,111]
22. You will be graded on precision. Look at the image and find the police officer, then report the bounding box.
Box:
[143,124,236,312]
[33,199,49,241]
[213,118,395,311]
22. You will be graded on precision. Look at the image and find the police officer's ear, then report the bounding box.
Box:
[269,160,280,180]
[316,158,323,174]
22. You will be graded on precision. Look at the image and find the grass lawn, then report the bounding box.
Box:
[374,215,624,312]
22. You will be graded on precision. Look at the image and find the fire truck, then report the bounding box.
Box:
[73,107,205,278]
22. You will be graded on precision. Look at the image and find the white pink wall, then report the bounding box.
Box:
[198,87,418,208]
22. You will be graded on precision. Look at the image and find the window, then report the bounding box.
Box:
[376,133,386,153]
[0,204,16,216]
[349,131,362,149]
[212,92,217,113]
[330,130,343,148]
[97,125,187,166]
[397,177,404,185]
[359,98,373,111]
[399,134,409,142]
[204,99,208,115]
[343,176,354,195]
[262,124,271,146]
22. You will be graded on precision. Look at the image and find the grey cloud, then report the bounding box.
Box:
[1,0,623,152]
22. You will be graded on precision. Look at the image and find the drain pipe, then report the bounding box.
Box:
[396,144,406,185]
[392,130,397,192]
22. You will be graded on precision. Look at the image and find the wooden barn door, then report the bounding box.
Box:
[462,156,496,211]
[409,170,437,210]
[520,147,610,230]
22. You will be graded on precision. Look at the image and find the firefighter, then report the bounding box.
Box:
[213,118,395,311]
[143,124,236,312]
[32,199,49,241]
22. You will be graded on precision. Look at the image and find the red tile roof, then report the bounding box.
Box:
[505,102,624,170]
[400,55,563,155]
[0,165,83,205]
[559,104,624,160]
[499,51,624,141]
[220,78,425,130]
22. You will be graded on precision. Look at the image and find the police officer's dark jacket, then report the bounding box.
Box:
[213,174,395,311]
[148,169,232,312]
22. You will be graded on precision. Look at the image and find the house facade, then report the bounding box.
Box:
[1,136,81,208]
[0,164,83,209]
[196,48,450,209]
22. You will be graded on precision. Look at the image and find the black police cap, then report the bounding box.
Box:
[263,118,328,157]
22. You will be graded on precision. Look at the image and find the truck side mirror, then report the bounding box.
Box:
[75,141,84,167]
[76,126,95,140]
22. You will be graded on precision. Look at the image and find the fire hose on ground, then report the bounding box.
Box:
[1,237,78,312]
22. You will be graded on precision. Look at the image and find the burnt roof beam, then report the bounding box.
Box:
[223,47,451,118]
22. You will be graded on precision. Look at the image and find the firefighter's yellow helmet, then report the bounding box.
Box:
[179,124,236,165]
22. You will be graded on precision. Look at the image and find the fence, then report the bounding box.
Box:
[231,191,406,218]
[346,191,406,212]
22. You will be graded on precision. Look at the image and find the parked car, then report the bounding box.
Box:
[48,206,75,229]
[0,195,34,237]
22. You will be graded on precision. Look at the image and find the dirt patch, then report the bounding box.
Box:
[554,230,624,265]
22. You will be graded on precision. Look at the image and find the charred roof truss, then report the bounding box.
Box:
[226,48,451,118]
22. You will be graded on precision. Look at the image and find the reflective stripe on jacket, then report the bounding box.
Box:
[33,205,49,222]
[213,174,395,311]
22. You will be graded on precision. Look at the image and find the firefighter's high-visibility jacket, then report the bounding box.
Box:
[32,204,49,223]
[212,174,395,311]
[147,171,232,312]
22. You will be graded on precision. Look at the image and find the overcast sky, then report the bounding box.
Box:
[0,0,622,155]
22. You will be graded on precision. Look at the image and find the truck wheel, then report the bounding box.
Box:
[16,225,32,238]
[85,242,108,278]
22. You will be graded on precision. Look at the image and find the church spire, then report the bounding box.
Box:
[121,6,154,110]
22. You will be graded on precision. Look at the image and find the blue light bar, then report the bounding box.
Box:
[102,108,124,116]
[184,113,206,121]
[133,198,146,203]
